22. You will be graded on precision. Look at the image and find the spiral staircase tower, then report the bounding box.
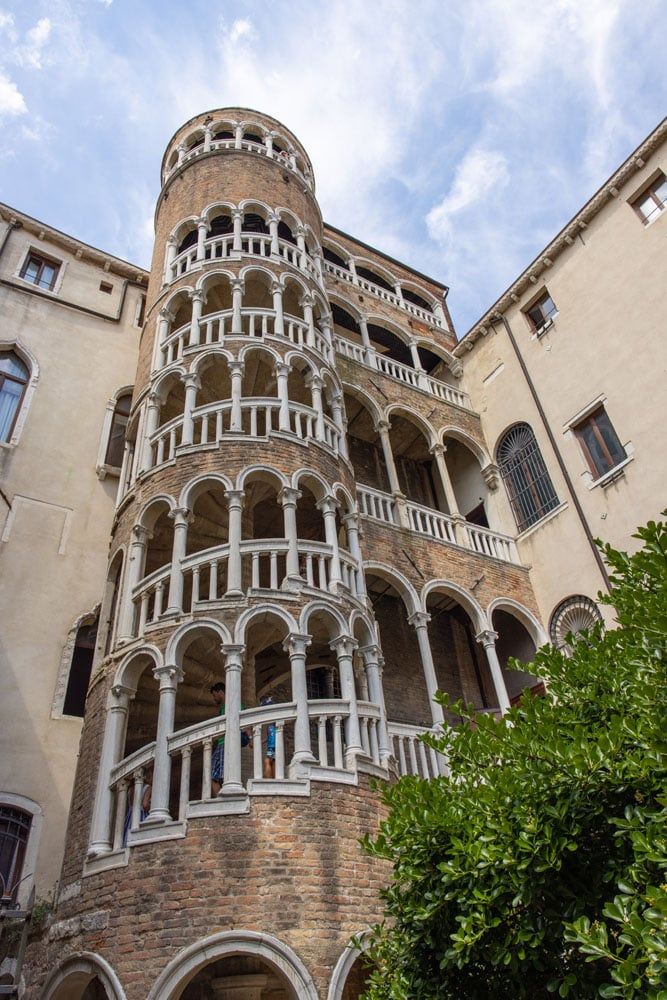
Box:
[25,109,546,1000]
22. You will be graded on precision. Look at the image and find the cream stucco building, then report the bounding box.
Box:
[0,111,664,998]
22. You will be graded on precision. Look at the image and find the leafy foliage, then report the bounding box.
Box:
[362,518,667,999]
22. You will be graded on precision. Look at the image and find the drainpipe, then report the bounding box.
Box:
[491,312,610,591]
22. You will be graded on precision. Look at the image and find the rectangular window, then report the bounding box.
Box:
[20,252,60,291]
[525,290,558,334]
[631,174,667,225]
[99,280,113,294]
[573,406,626,479]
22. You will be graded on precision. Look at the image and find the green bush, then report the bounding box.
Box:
[362,518,667,999]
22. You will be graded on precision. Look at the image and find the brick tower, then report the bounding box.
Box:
[26,109,545,999]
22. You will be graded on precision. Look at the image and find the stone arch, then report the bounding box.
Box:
[201,199,237,226]
[487,597,547,648]
[238,341,282,368]
[349,610,376,647]
[328,934,371,1000]
[354,256,398,288]
[189,346,234,378]
[385,404,437,447]
[363,562,419,616]
[328,290,364,324]
[299,600,348,639]
[400,280,440,311]
[136,493,176,530]
[275,205,302,232]
[439,426,490,466]
[341,381,383,427]
[166,619,233,668]
[170,215,200,245]
[209,116,238,137]
[178,471,234,509]
[163,285,195,313]
[41,952,125,1000]
[291,467,331,501]
[152,365,186,403]
[113,644,163,693]
[234,605,299,645]
[196,267,236,295]
[236,464,288,493]
[280,269,311,300]
[147,929,318,1000]
[333,482,356,514]
[420,580,486,633]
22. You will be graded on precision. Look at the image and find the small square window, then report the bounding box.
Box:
[99,280,113,294]
[20,252,60,291]
[631,173,667,225]
[525,291,558,334]
[573,406,626,480]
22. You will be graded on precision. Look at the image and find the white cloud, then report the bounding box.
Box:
[228,19,253,44]
[0,70,27,116]
[426,149,509,245]
[15,17,52,69]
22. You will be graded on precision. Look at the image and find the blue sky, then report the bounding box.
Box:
[0,0,665,333]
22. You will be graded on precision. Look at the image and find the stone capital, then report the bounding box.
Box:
[359,643,380,664]
[283,632,311,657]
[221,644,246,669]
[408,611,431,629]
[375,419,391,434]
[166,235,178,247]
[224,489,245,510]
[181,372,201,390]
[168,506,192,526]
[475,629,498,648]
[273,361,292,378]
[340,511,360,529]
[153,664,184,688]
[158,307,176,322]
[304,372,323,390]
[108,684,133,707]
[316,495,338,516]
[131,524,150,544]
[270,280,283,296]
[231,279,245,293]
[299,293,315,309]
[482,463,500,491]
[279,486,301,507]
[329,635,358,658]
[189,288,207,304]
[429,442,445,458]
[228,360,245,376]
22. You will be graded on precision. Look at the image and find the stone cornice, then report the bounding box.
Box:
[455,117,667,356]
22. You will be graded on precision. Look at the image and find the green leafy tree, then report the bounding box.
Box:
[362,518,667,999]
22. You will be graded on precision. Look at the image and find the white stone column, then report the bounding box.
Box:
[296,225,308,272]
[306,374,326,441]
[231,279,244,335]
[177,143,186,165]
[196,218,209,262]
[234,124,243,149]
[265,132,274,157]
[476,629,511,713]
[232,209,243,252]
[358,316,372,354]
[271,281,285,337]
[301,294,316,347]
[117,525,149,642]
[331,636,363,762]
[229,361,244,432]
[330,393,348,460]
[148,665,184,822]
[280,487,301,584]
[408,339,422,370]
[341,512,367,601]
[203,124,212,152]
[312,248,324,285]
[317,496,343,590]
[393,282,404,300]
[268,214,280,257]
[180,373,200,447]
[349,258,359,285]
[164,237,178,285]
[430,443,461,518]
[274,361,291,431]
[408,611,445,725]
[224,490,245,597]
[360,645,391,765]
[376,420,401,496]
[284,633,316,774]
[156,307,174,365]
[166,507,191,614]
[188,289,205,347]
[88,684,132,855]
[140,392,161,472]
[221,644,245,793]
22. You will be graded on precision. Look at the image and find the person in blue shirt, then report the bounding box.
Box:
[260,695,276,778]
[209,682,251,795]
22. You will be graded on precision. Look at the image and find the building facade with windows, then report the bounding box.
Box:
[0,110,664,998]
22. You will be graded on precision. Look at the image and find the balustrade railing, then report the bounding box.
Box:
[323,260,445,329]
[166,138,314,189]
[332,336,471,409]
[159,309,331,368]
[146,397,341,471]
[130,540,361,636]
[387,722,447,779]
[169,233,320,284]
[357,484,521,565]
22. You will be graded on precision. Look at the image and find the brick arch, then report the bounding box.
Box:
[113,644,163,693]
[234,604,299,645]
[147,930,318,1000]
[420,580,487,633]
[487,597,547,647]
[328,934,371,1000]
[166,619,233,668]
[299,600,348,639]
[363,562,419,617]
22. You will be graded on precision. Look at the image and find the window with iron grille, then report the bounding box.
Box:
[306,666,341,700]
[497,423,559,531]
[0,806,31,903]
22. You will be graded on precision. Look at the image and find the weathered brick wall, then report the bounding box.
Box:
[25,777,390,1000]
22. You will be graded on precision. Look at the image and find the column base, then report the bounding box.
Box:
[219,781,244,796]
[288,753,317,779]
[224,589,244,599]
[146,808,172,824]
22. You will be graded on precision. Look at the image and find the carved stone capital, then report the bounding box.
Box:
[282,632,311,657]
[408,611,431,629]
[482,463,500,491]
[329,635,359,659]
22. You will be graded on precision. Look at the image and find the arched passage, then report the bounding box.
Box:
[490,607,542,704]
[41,953,125,1000]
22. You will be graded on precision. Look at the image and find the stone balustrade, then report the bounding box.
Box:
[356,484,520,565]
[387,721,448,779]
[169,233,320,285]
[160,308,332,368]
[165,137,314,190]
[333,336,471,409]
[324,259,446,329]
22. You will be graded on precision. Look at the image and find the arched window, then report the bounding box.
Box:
[0,805,31,903]
[550,595,602,651]
[497,423,559,531]
[0,351,29,443]
[104,392,132,468]
[63,613,99,717]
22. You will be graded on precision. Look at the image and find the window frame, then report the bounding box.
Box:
[523,289,558,336]
[572,404,626,481]
[0,353,29,444]
[0,341,39,450]
[96,385,134,480]
[18,248,63,292]
[630,171,667,226]
[0,793,43,909]
[497,423,560,533]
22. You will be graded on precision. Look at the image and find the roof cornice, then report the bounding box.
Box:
[454,117,667,356]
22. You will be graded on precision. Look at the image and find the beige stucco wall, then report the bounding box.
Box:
[459,137,667,632]
[0,216,144,899]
